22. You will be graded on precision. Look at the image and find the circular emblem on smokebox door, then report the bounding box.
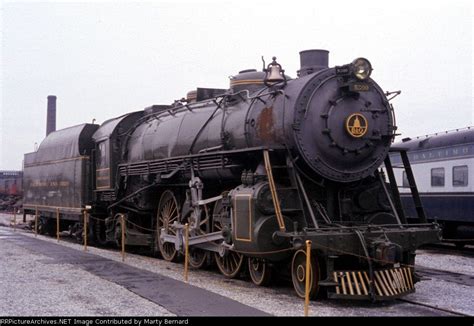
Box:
[345,113,368,138]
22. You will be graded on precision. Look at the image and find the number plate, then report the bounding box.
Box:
[350,83,370,92]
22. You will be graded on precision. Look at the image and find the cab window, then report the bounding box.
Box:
[97,141,109,169]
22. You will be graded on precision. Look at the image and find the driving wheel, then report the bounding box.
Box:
[248,257,272,286]
[184,205,210,269]
[157,190,180,262]
[212,198,244,278]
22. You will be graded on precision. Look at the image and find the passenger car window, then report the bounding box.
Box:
[453,165,468,187]
[431,168,444,187]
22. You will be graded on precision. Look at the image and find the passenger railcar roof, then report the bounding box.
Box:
[394,127,474,151]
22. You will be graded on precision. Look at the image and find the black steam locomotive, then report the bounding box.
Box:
[23,49,441,301]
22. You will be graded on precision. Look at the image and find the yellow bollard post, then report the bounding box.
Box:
[83,210,88,251]
[56,208,60,242]
[13,208,16,232]
[184,223,189,282]
[121,214,126,262]
[35,206,38,237]
[304,240,312,317]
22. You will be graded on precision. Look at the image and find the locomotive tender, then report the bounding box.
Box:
[23,49,441,301]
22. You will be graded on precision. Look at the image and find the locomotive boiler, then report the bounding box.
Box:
[23,49,441,301]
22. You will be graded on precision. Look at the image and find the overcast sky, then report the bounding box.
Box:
[1,0,472,170]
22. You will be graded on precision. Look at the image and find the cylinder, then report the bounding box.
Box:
[46,95,57,136]
[298,49,329,77]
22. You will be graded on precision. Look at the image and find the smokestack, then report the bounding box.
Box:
[46,95,56,136]
[298,49,329,77]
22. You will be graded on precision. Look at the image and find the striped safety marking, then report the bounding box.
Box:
[333,267,414,297]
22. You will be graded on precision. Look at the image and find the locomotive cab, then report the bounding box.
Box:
[92,111,143,193]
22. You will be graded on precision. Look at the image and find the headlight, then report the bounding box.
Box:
[352,58,372,80]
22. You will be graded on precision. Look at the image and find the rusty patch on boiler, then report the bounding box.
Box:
[256,106,275,142]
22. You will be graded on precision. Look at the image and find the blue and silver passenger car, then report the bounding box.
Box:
[391,127,474,247]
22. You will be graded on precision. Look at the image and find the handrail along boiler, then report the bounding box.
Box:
[22,49,441,300]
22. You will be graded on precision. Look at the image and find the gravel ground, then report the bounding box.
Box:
[408,277,473,315]
[416,249,474,275]
[0,230,174,316]
[0,219,473,316]
[0,211,33,229]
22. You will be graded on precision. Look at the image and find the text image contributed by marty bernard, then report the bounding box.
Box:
[0,318,191,326]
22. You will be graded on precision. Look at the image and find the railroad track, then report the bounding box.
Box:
[417,266,474,287]
[420,243,474,258]
[397,298,469,316]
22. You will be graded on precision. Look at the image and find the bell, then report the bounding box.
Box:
[264,56,286,86]
[266,65,284,82]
